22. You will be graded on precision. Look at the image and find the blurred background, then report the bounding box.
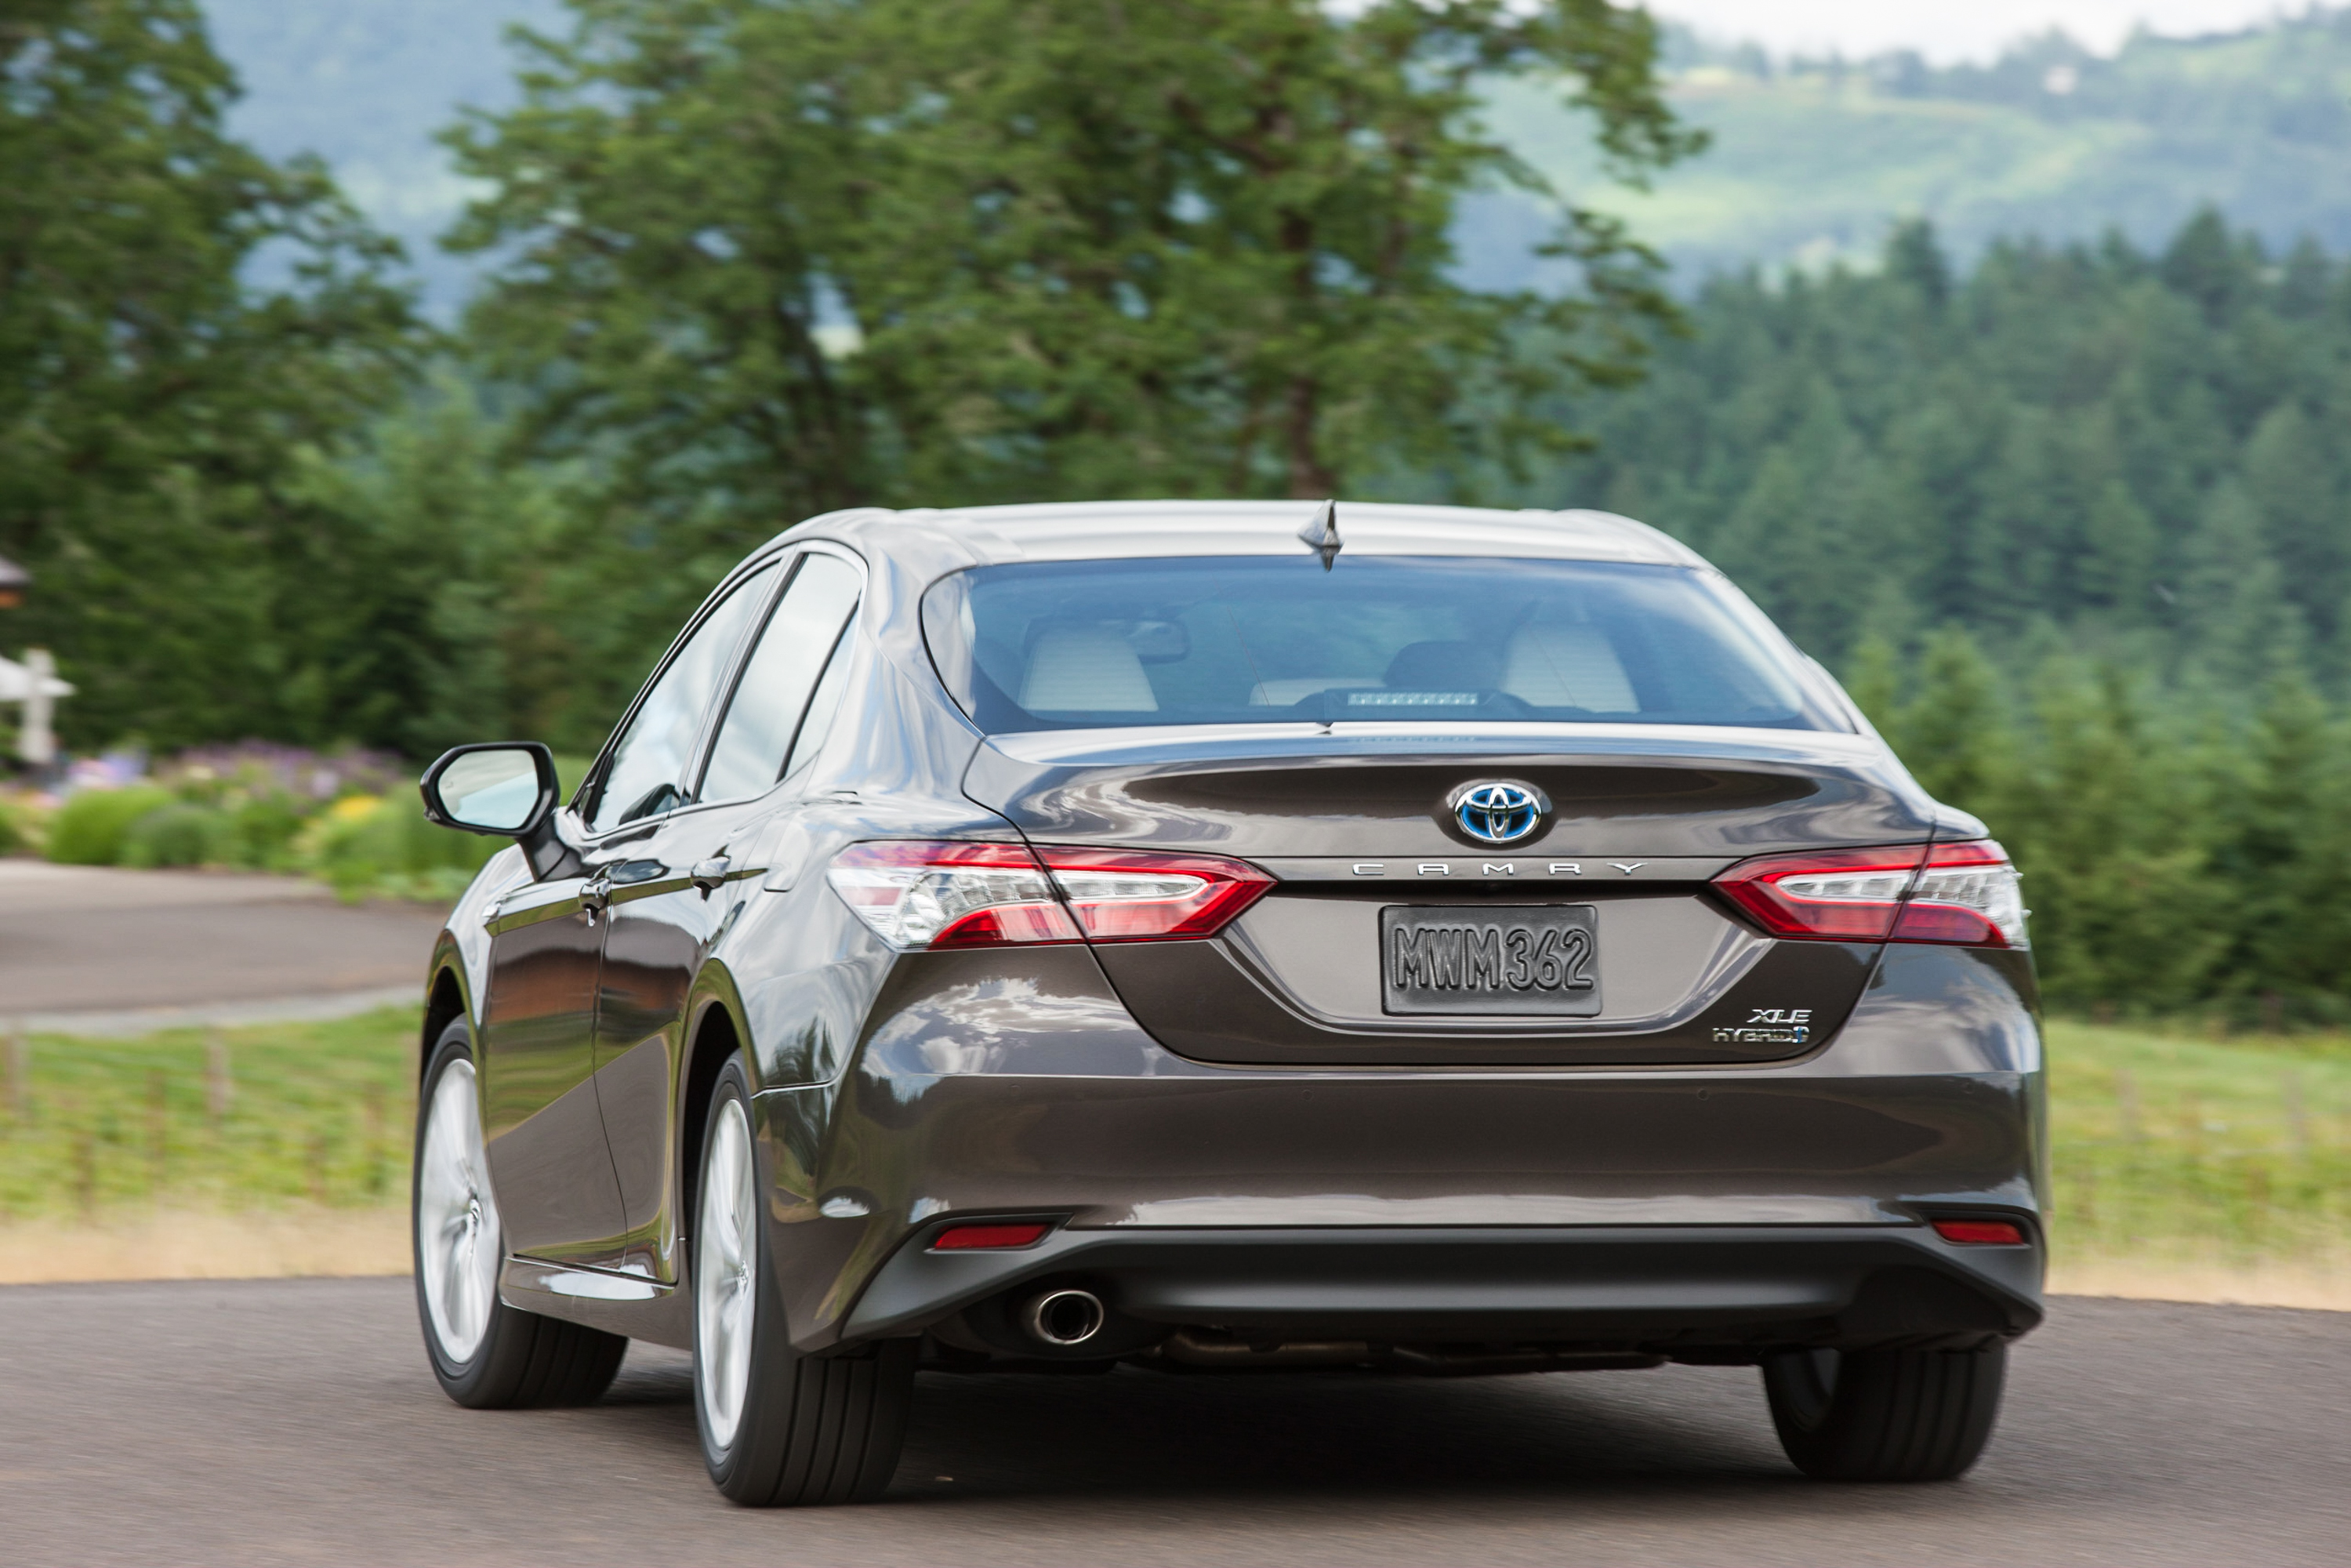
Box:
[0,0,2344,1301]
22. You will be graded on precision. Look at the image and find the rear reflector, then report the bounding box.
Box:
[828,840,1270,950]
[931,1222,1052,1250]
[1713,840,2027,948]
[1932,1218,2027,1246]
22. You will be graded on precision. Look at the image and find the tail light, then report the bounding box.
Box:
[827,841,1079,949]
[1036,847,1272,940]
[1931,1218,2027,1246]
[828,840,1271,950]
[1713,840,2027,948]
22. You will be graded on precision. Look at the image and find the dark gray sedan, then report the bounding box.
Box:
[413,501,2041,1504]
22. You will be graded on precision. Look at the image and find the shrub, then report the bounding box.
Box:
[45,786,176,866]
[229,793,310,870]
[303,794,502,902]
[120,802,238,868]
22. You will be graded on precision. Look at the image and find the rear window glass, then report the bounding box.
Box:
[922,555,1837,734]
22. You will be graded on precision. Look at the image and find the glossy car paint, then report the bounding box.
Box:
[421,502,2044,1361]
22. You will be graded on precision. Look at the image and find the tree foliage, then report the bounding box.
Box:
[445,0,1699,528]
[1549,212,2351,684]
[0,0,420,746]
[1540,212,2351,1016]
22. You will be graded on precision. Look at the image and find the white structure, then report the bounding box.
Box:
[0,651,71,766]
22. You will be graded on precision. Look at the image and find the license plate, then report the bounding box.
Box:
[1380,906,1602,1017]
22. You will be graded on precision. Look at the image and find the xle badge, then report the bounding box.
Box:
[1712,1007,1813,1047]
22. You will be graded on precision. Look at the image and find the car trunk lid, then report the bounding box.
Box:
[963,726,1938,1066]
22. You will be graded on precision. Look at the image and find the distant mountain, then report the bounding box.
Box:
[1474,9,2351,289]
[201,0,563,314]
[199,2,2351,310]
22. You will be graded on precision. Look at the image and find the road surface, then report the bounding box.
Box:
[2,1279,2344,1565]
[0,860,441,1029]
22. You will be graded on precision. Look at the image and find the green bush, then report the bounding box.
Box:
[306,795,502,902]
[229,793,310,870]
[119,801,239,868]
[0,798,27,856]
[45,786,176,866]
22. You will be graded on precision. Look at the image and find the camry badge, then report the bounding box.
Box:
[1447,780,1550,846]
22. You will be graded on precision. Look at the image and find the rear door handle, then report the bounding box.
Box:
[691,856,732,895]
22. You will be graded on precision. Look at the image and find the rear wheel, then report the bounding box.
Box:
[1763,1342,2007,1482]
[695,1062,912,1504]
[413,1019,626,1409]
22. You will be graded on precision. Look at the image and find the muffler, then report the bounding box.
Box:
[1020,1287,1106,1348]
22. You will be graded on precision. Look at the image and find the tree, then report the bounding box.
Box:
[0,0,419,747]
[446,0,1703,551]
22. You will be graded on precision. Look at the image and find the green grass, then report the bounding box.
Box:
[3,1011,2346,1278]
[2045,1020,2351,1270]
[0,1008,419,1221]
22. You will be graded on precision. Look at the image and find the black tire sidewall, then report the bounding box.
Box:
[1765,1341,2007,1482]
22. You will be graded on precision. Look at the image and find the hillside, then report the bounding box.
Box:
[201,0,562,312]
[1483,12,2351,288]
[198,3,2351,305]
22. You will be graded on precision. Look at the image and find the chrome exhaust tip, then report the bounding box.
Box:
[1021,1288,1106,1348]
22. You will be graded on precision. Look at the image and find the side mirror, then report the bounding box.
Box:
[419,742,577,880]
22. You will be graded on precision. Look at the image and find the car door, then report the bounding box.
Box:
[477,560,778,1265]
[593,549,865,1281]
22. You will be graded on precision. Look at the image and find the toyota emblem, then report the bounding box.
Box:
[1447,781,1550,846]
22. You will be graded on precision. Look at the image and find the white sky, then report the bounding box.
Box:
[1649,1,2311,63]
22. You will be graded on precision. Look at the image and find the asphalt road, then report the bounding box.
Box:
[2,1280,2345,1566]
[0,860,442,1024]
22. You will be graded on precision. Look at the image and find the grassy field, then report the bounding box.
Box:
[1,1009,2346,1295]
[0,1008,419,1223]
[2043,1020,2351,1276]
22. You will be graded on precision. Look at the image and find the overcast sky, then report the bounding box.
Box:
[1650,1,2309,62]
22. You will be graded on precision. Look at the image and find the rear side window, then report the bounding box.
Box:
[922,555,1834,734]
[700,554,862,803]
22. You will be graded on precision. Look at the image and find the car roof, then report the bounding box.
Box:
[782,500,1710,577]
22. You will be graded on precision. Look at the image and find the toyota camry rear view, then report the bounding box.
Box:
[412,500,2042,1503]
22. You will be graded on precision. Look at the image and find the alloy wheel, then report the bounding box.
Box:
[696,1097,759,1449]
[416,1059,502,1363]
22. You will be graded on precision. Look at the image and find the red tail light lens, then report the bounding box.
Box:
[931,1221,1052,1250]
[1932,1218,2026,1246]
[827,840,1081,949]
[828,841,1271,949]
[1713,840,2027,948]
[1036,847,1272,941]
[1713,844,1928,941]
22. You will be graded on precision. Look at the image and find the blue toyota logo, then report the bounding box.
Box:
[1449,781,1548,845]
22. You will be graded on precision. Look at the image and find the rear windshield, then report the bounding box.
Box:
[922,555,1838,734]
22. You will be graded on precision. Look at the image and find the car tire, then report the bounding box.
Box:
[413,1018,627,1409]
[694,1060,912,1505]
[1762,1341,2007,1482]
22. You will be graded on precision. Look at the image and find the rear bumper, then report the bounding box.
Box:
[843,1222,2044,1355]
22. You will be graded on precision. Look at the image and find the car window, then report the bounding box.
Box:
[922,555,1835,733]
[782,615,857,782]
[588,564,776,833]
[700,554,862,803]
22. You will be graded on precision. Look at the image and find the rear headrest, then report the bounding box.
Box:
[1502,624,1637,713]
[1019,624,1159,713]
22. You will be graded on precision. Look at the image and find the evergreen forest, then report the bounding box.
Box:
[1536,212,2351,1018]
